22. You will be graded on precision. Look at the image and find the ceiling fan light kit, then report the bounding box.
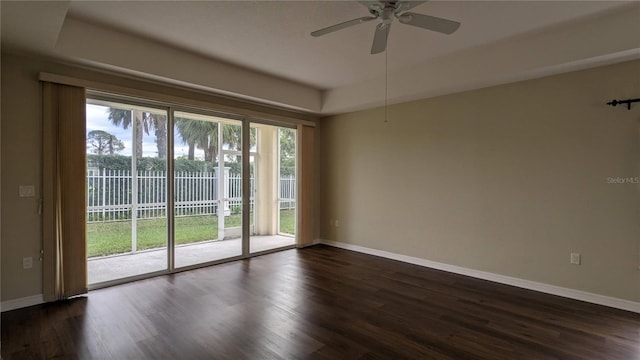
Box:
[311,1,461,54]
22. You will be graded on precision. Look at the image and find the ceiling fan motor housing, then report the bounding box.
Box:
[368,1,401,17]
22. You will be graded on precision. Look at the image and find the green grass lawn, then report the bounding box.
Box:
[87,209,295,258]
[279,209,295,235]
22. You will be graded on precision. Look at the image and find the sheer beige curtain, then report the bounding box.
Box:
[42,82,88,301]
[298,124,315,247]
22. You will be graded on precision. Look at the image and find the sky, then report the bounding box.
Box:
[86,104,204,159]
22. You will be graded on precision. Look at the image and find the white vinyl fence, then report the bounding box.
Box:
[87,170,295,222]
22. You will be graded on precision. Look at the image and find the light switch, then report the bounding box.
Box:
[19,185,35,197]
[570,253,581,265]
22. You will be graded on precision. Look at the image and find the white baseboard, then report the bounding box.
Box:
[320,240,640,313]
[4,242,636,313]
[1,294,44,312]
[298,239,322,248]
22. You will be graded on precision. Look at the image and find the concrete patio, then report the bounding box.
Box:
[88,235,295,285]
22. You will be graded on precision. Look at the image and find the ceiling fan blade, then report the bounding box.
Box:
[397,1,428,12]
[371,22,390,54]
[311,16,377,37]
[398,12,460,34]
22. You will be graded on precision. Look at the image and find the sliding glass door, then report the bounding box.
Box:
[86,94,298,287]
[86,99,168,285]
[249,123,297,253]
[173,111,243,268]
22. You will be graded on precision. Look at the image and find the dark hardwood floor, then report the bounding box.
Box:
[2,245,639,359]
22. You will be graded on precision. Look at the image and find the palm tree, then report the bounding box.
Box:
[154,115,167,159]
[228,125,257,162]
[108,109,142,158]
[175,118,217,161]
[175,118,198,160]
[175,119,246,164]
[107,109,167,158]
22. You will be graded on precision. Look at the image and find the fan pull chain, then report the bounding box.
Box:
[384,47,388,123]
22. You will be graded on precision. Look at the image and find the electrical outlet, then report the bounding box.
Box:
[335,220,340,227]
[570,253,581,265]
[23,257,33,269]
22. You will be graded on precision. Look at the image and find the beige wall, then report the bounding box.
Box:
[0,52,319,302]
[3,49,637,304]
[320,60,640,302]
[1,53,43,300]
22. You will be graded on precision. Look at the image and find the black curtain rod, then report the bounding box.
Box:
[606,98,640,110]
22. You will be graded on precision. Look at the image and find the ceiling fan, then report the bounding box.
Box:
[311,1,461,54]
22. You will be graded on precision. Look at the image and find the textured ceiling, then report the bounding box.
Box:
[2,1,638,114]
[66,1,631,89]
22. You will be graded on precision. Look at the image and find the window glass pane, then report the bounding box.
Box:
[279,128,296,235]
[174,111,243,268]
[86,100,168,285]
[249,123,296,253]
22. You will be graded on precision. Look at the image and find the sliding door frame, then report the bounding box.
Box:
[247,120,298,256]
[87,91,298,290]
[86,95,172,289]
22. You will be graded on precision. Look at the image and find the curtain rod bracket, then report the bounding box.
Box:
[607,98,640,110]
